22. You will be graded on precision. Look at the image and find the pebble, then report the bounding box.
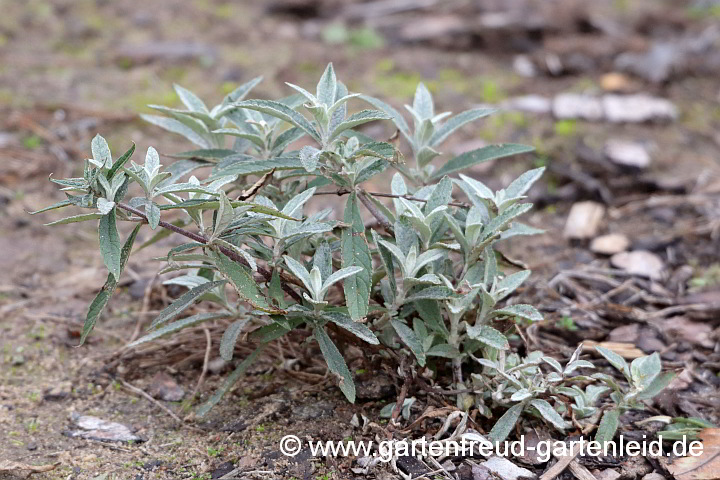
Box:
[553,93,604,121]
[563,201,606,239]
[501,95,552,114]
[593,469,621,480]
[604,140,651,169]
[480,457,536,480]
[610,250,665,280]
[148,372,185,402]
[590,233,631,255]
[602,94,677,123]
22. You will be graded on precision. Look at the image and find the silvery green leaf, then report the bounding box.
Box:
[222,75,263,105]
[489,403,524,442]
[80,224,141,345]
[595,408,620,444]
[213,251,282,314]
[91,134,112,169]
[45,213,104,226]
[210,156,303,179]
[530,399,567,431]
[466,324,509,350]
[322,311,379,345]
[98,210,122,280]
[410,249,445,277]
[496,270,531,301]
[416,145,440,167]
[430,108,495,146]
[212,128,266,148]
[320,266,363,297]
[141,114,211,148]
[483,247,496,286]
[412,82,434,120]
[341,193,372,320]
[271,127,305,156]
[315,326,355,402]
[300,145,321,172]
[444,213,469,255]
[213,190,234,238]
[197,343,267,417]
[433,144,535,179]
[313,241,332,282]
[630,352,662,391]
[96,198,115,215]
[458,174,494,200]
[511,389,532,402]
[500,222,544,240]
[285,82,318,105]
[564,360,595,375]
[426,343,461,358]
[404,286,454,301]
[174,84,209,113]
[635,371,675,400]
[391,319,426,367]
[490,304,542,322]
[542,356,563,373]
[145,201,161,230]
[150,280,226,329]
[107,142,136,179]
[316,63,337,106]
[505,167,545,199]
[391,172,407,215]
[232,99,321,143]
[595,346,631,381]
[129,312,229,348]
[359,94,410,138]
[372,231,396,297]
[482,203,533,240]
[329,109,390,140]
[283,255,313,293]
[309,267,323,298]
[415,118,434,146]
[220,318,250,361]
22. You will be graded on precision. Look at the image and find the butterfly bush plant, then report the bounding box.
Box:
[35,64,674,437]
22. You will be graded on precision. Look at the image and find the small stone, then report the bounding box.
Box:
[604,140,651,169]
[502,95,552,114]
[44,382,72,401]
[472,464,493,480]
[65,413,143,443]
[553,93,604,121]
[481,457,536,480]
[602,94,677,123]
[513,55,536,77]
[610,250,665,280]
[591,233,631,255]
[208,357,227,374]
[26,442,37,451]
[292,401,334,421]
[642,473,665,480]
[593,469,621,480]
[563,201,606,239]
[600,72,633,92]
[148,372,185,402]
[11,355,25,366]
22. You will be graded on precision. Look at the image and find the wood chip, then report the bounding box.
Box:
[590,233,631,255]
[610,250,664,280]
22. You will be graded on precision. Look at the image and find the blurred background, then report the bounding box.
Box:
[1,1,720,476]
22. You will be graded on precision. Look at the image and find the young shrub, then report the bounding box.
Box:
[34,64,673,433]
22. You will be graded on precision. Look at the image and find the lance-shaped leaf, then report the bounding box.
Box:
[505,167,545,199]
[128,312,229,348]
[341,193,372,320]
[232,99,321,143]
[530,399,568,431]
[174,84,209,113]
[141,114,211,148]
[150,281,227,328]
[220,318,251,361]
[320,266,363,298]
[490,304,542,322]
[489,403,524,442]
[412,82,434,120]
[197,343,268,417]
[595,346,631,381]
[315,326,356,402]
[330,109,390,141]
[46,213,104,226]
[595,408,620,444]
[322,312,379,345]
[391,319,426,367]
[98,209,122,280]
[430,108,496,146]
[107,142,136,179]
[630,352,661,391]
[91,134,112,169]
[214,251,284,314]
[466,324,509,350]
[432,144,535,179]
[316,63,337,106]
[79,224,142,345]
[359,94,411,139]
[283,255,313,294]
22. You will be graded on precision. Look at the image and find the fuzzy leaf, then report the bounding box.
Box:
[214,251,283,314]
[150,281,226,328]
[432,144,535,179]
[341,194,371,320]
[91,134,112,169]
[80,224,141,345]
[220,318,250,361]
[141,114,211,148]
[232,99,321,143]
[595,408,620,444]
[490,304,542,322]
[129,312,229,348]
[630,353,662,391]
[391,319,426,366]
[98,210,122,280]
[430,108,495,146]
[595,346,631,381]
[330,110,390,140]
[315,326,355,402]
[316,63,337,106]
[530,399,567,431]
[322,312,379,345]
[466,324,509,350]
[489,403,524,442]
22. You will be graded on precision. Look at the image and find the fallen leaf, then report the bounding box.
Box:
[666,428,720,480]
[0,460,60,476]
[583,341,645,359]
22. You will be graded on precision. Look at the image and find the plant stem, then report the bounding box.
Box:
[315,189,468,208]
[356,189,394,235]
[116,203,303,303]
